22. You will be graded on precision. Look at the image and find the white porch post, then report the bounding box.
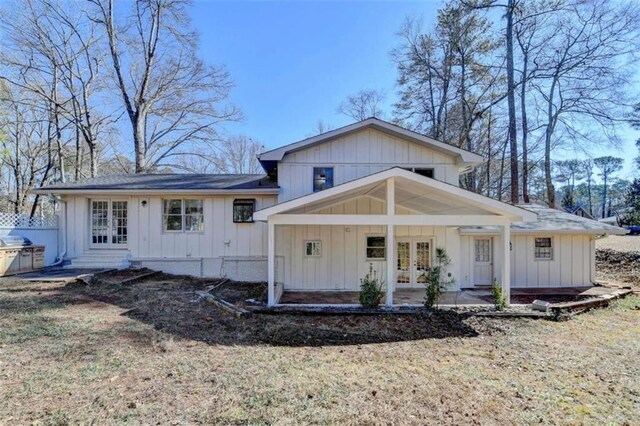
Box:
[267,219,276,307]
[386,178,395,307]
[501,223,511,305]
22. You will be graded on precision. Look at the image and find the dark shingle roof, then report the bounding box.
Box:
[36,174,278,192]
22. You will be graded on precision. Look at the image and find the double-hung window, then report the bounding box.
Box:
[534,237,553,260]
[313,167,334,192]
[163,199,204,232]
[366,236,386,260]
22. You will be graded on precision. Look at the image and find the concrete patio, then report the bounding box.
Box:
[279,286,615,306]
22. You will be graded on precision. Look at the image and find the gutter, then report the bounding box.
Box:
[50,195,67,266]
[31,188,280,196]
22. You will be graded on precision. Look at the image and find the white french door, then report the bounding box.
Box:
[396,238,432,288]
[90,199,128,248]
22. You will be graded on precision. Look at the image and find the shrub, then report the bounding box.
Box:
[492,278,506,311]
[424,247,455,309]
[359,264,384,308]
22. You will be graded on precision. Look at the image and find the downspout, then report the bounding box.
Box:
[50,195,67,266]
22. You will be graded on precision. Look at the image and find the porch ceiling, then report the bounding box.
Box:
[286,177,498,216]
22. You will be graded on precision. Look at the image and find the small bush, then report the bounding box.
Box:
[424,247,455,309]
[359,264,384,308]
[492,278,506,311]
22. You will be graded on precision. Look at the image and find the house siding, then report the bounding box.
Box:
[277,128,460,202]
[459,234,594,288]
[275,197,461,291]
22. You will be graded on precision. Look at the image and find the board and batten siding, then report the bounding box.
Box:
[63,194,277,260]
[277,128,461,202]
[459,234,595,288]
[275,197,461,291]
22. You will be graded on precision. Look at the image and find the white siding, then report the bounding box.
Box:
[461,233,595,288]
[275,197,461,291]
[63,194,277,279]
[277,128,461,201]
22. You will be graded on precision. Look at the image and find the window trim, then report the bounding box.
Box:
[534,236,554,261]
[304,240,322,257]
[233,199,256,223]
[162,198,204,234]
[312,166,334,192]
[365,234,386,261]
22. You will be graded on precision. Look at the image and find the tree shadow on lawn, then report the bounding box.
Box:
[5,278,501,348]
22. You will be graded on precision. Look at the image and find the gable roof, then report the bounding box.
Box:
[32,174,279,195]
[254,167,536,222]
[258,118,484,170]
[460,204,627,235]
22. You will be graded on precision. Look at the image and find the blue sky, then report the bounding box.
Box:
[190,0,432,146]
[190,0,638,178]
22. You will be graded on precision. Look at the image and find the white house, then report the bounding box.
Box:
[34,118,626,306]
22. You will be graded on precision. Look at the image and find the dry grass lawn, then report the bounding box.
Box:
[0,275,639,425]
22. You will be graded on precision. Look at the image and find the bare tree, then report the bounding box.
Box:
[88,0,240,173]
[594,156,623,218]
[338,89,385,121]
[532,1,639,207]
[177,135,263,174]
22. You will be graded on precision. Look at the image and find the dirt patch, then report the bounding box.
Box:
[596,249,640,288]
[1,274,639,424]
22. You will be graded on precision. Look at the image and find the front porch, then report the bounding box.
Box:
[255,168,537,307]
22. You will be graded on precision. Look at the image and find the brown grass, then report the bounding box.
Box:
[0,276,639,425]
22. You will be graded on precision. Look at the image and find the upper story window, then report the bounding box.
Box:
[313,167,334,192]
[163,199,204,232]
[233,199,255,223]
[405,167,434,179]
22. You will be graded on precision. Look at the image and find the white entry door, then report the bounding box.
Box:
[90,199,128,248]
[473,237,493,285]
[396,238,432,288]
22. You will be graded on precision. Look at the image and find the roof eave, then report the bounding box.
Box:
[31,188,280,196]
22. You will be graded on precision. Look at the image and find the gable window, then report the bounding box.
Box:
[163,199,204,232]
[313,167,334,192]
[305,240,322,257]
[366,236,386,260]
[233,199,255,223]
[405,167,434,178]
[534,237,553,260]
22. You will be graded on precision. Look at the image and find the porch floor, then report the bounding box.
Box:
[279,286,610,305]
[280,289,491,305]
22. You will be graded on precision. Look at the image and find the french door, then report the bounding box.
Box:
[90,199,128,248]
[396,238,432,288]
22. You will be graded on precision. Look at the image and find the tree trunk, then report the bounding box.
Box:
[544,78,558,208]
[520,50,530,203]
[602,174,608,219]
[506,0,519,203]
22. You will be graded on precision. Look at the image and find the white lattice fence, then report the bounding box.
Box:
[0,213,57,228]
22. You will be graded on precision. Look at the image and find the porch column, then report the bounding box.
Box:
[267,219,275,307]
[386,224,394,307]
[386,178,395,307]
[501,223,511,305]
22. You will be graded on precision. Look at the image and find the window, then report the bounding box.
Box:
[313,167,334,192]
[474,239,491,262]
[305,241,322,257]
[163,199,204,232]
[404,167,434,179]
[233,199,255,223]
[366,236,386,260]
[534,237,553,260]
